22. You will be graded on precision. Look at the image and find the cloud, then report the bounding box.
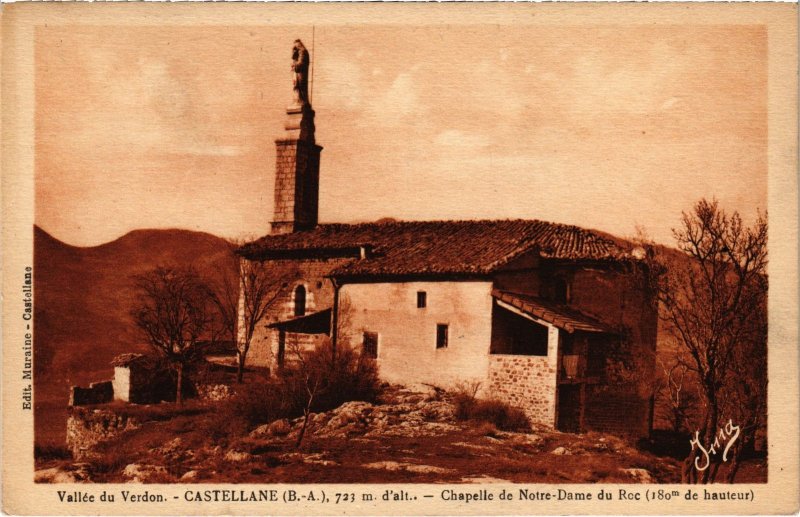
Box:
[566,42,687,115]
[381,73,419,119]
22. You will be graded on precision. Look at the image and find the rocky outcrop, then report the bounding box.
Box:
[34,463,92,483]
[250,418,292,438]
[198,384,232,402]
[622,467,655,483]
[122,463,168,483]
[363,461,453,474]
[251,388,459,441]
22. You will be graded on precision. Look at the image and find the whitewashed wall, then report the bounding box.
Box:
[340,280,494,390]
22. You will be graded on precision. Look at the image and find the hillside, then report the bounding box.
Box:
[34,385,767,484]
[36,386,685,484]
[34,226,236,447]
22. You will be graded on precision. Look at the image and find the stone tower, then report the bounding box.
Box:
[271,40,322,235]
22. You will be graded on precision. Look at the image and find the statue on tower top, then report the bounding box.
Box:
[291,39,310,107]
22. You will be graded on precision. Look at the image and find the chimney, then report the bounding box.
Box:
[271,39,323,235]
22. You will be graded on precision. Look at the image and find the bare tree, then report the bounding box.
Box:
[211,246,296,383]
[283,299,379,449]
[132,266,215,404]
[645,199,767,483]
[654,358,697,434]
[285,334,321,449]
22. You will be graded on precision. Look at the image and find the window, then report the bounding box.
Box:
[417,291,427,308]
[362,332,379,358]
[293,285,306,317]
[436,324,449,349]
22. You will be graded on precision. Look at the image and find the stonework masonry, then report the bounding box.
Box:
[66,407,140,459]
[488,355,558,427]
[271,119,322,234]
[247,258,351,369]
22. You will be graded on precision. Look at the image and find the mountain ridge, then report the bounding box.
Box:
[34,225,236,446]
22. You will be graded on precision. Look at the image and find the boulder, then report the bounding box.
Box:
[122,463,168,483]
[224,450,252,463]
[250,419,291,438]
[362,461,453,474]
[34,467,80,484]
[180,470,199,481]
[268,419,291,436]
[198,384,232,402]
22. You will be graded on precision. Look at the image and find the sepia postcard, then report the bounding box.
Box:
[2,2,798,515]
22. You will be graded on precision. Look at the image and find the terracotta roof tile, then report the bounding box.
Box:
[492,289,614,334]
[238,219,633,277]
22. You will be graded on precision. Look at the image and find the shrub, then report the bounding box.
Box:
[473,420,500,437]
[470,398,530,432]
[208,339,382,444]
[195,381,290,445]
[279,339,382,415]
[451,380,482,421]
[450,382,530,432]
[89,447,131,475]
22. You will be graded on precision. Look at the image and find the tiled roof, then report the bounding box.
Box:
[492,289,614,334]
[111,353,148,367]
[238,219,633,277]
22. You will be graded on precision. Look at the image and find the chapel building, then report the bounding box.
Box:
[236,44,658,438]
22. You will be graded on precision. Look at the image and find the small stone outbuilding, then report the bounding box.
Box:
[111,353,164,404]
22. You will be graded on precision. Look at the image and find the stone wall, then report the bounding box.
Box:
[66,407,140,459]
[488,355,558,427]
[246,258,351,369]
[494,261,658,436]
[69,381,113,407]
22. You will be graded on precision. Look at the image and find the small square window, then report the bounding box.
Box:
[436,324,449,349]
[417,291,427,308]
[362,331,379,358]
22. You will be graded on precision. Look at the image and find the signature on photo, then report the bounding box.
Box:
[690,420,741,472]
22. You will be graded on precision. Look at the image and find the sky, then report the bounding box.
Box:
[35,24,767,246]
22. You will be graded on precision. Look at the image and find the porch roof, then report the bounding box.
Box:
[491,289,614,334]
[267,308,332,335]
